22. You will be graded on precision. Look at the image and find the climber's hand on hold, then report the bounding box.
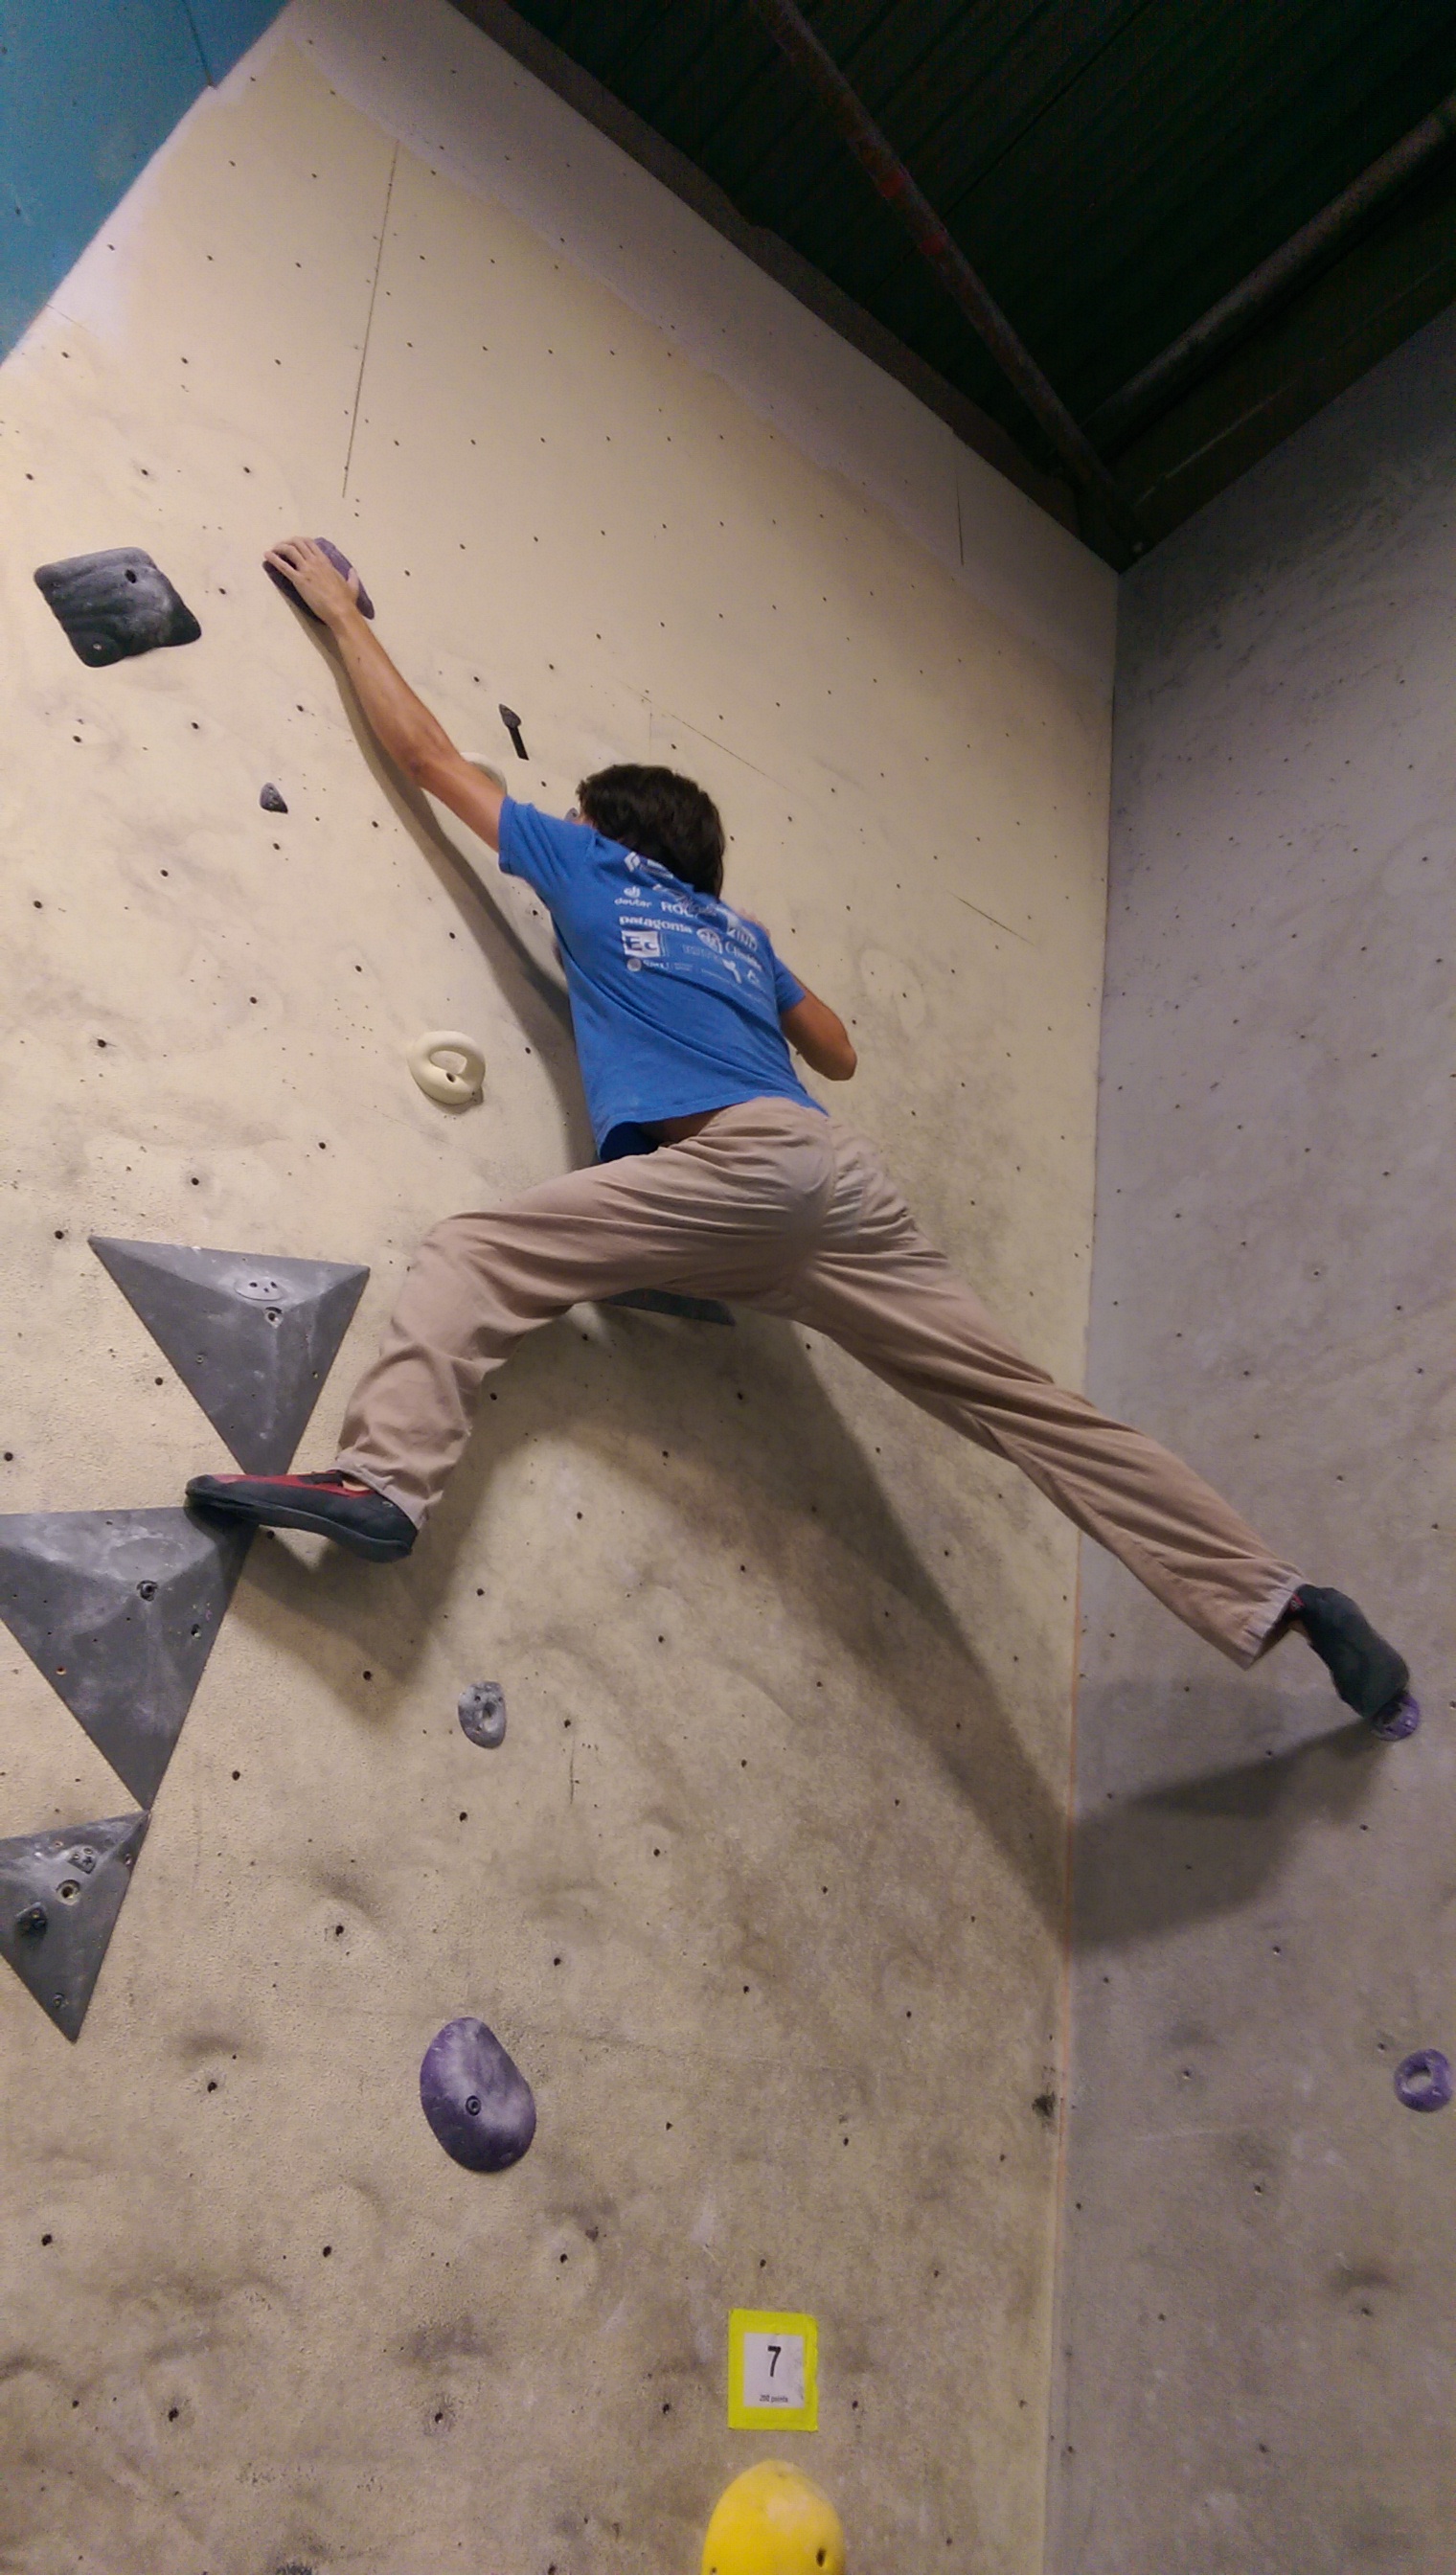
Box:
[265,537,505,852]
[264,536,361,627]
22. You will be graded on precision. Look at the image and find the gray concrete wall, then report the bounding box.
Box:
[1050,308,1456,2571]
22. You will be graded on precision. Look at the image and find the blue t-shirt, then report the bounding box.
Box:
[499,799,824,1159]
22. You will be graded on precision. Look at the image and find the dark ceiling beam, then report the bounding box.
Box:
[746,0,1147,559]
[444,0,1080,536]
[1089,84,1456,452]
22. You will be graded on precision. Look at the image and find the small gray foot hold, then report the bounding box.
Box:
[34,548,201,667]
[458,1681,506,1748]
[260,782,288,813]
[420,2017,535,2170]
[90,1236,368,1474]
[0,1812,148,2040]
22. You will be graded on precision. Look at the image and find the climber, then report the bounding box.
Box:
[187,537,1418,1737]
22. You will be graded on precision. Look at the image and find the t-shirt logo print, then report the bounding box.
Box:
[622,924,662,960]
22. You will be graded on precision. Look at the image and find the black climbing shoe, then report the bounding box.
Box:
[1289,1585,1419,1738]
[186,1470,416,1562]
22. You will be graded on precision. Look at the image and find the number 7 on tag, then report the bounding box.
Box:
[727,2309,818,2431]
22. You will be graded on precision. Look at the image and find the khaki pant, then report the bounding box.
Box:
[337,1099,1299,1664]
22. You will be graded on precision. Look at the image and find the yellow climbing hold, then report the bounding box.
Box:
[700,2461,845,2575]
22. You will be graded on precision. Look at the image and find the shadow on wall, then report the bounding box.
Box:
[1072,1681,1380,1948]
[230,1302,1068,1933]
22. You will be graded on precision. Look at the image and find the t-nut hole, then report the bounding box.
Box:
[57,1880,80,1903]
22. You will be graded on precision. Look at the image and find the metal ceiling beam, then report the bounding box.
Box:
[746,0,1146,557]
[446,0,1080,536]
[1089,85,1456,452]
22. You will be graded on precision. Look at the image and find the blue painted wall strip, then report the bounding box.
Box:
[0,0,285,360]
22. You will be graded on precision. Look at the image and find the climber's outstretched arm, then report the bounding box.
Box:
[263,536,506,851]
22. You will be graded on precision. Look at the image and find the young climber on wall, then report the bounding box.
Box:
[188,536,1419,1737]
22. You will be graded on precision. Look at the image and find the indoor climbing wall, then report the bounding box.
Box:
[0,5,1114,2569]
[1050,308,1456,2573]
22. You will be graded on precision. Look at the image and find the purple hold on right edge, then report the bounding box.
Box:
[266,537,375,620]
[420,2017,536,2171]
[1394,2048,1452,2111]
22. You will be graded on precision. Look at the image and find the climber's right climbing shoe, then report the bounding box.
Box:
[1290,1585,1419,1738]
[186,1469,416,1562]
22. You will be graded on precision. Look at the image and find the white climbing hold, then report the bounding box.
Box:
[407,1030,485,1108]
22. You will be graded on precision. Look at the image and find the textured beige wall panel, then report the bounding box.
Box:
[0,25,1107,2575]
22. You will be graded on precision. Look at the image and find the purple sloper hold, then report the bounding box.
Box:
[265,538,375,621]
[420,2017,536,2171]
[1394,2048,1452,2111]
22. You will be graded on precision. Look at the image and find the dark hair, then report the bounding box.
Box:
[576,763,725,897]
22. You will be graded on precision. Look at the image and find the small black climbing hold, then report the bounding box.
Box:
[458,1680,506,1748]
[16,1903,47,1939]
[260,783,288,813]
[1395,2048,1452,2111]
[34,548,201,667]
[420,2017,535,2172]
[498,703,529,760]
[265,537,375,620]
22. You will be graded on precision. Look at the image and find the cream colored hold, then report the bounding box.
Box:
[405,1027,487,1106]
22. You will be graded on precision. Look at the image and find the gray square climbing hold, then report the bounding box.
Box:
[34,548,201,667]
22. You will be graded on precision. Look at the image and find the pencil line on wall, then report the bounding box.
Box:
[178,1,215,86]
[343,144,398,502]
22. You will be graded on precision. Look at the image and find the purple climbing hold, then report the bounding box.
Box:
[1372,1690,1421,1742]
[458,1680,506,1748]
[260,783,288,814]
[420,2017,535,2171]
[1394,2048,1452,2111]
[265,537,375,621]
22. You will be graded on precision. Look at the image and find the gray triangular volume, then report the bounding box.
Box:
[0,1510,250,1807]
[0,1812,148,2041]
[90,1238,369,1472]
